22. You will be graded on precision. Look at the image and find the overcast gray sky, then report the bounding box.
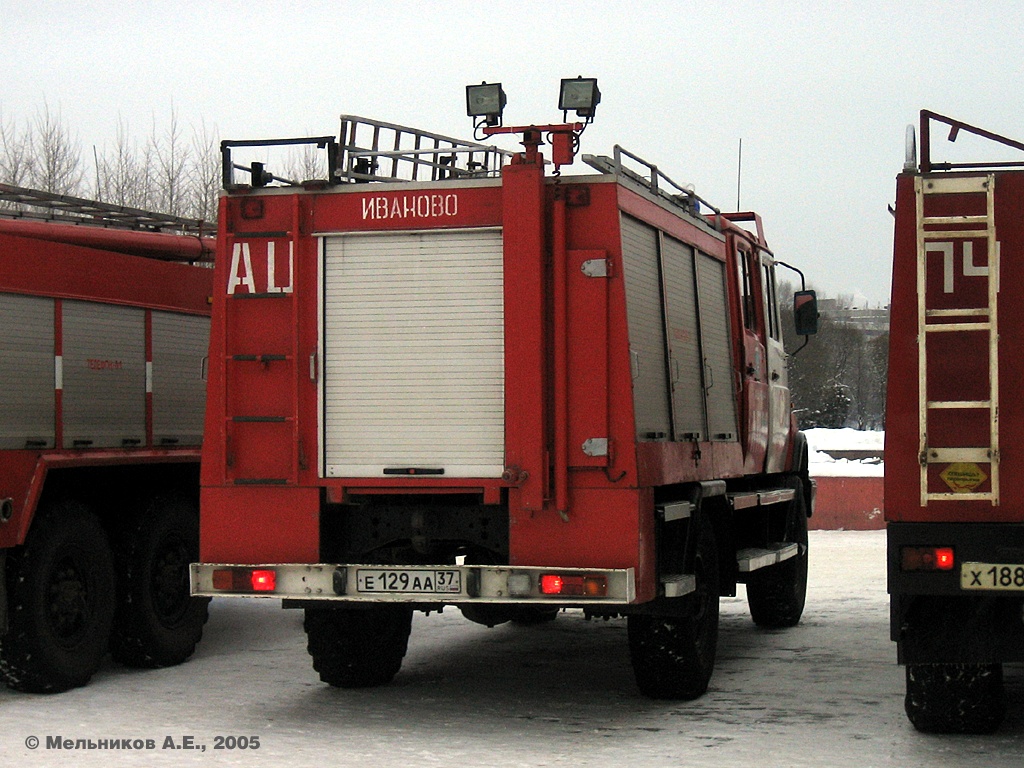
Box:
[4,0,1023,305]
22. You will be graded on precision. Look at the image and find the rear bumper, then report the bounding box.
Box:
[888,522,1024,663]
[888,522,1024,596]
[191,562,636,607]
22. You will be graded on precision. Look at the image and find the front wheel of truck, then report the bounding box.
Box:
[304,605,413,688]
[905,663,1006,734]
[746,475,809,628]
[628,514,720,699]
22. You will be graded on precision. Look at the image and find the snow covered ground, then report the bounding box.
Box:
[4,531,1024,766]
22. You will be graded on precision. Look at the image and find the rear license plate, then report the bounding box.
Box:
[355,568,461,594]
[961,562,1024,591]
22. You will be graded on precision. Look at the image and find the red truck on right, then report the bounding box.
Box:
[887,110,1024,733]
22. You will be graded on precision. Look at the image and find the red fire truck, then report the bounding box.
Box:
[192,83,818,698]
[887,111,1024,732]
[0,184,213,692]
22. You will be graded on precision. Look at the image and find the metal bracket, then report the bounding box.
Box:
[582,438,609,457]
[580,259,608,278]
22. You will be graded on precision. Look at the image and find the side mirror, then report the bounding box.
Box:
[794,290,819,336]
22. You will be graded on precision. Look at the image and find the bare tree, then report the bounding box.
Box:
[28,103,84,194]
[149,106,192,217]
[186,119,220,224]
[94,119,155,209]
[0,110,34,186]
[283,141,328,184]
[9,101,224,224]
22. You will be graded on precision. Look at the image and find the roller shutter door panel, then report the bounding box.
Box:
[322,229,505,477]
[0,293,55,449]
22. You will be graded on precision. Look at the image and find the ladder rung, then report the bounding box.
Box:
[925,492,998,503]
[921,176,990,194]
[924,447,993,463]
[924,322,991,332]
[921,229,991,240]
[928,400,991,410]
[926,308,990,318]
[922,215,989,226]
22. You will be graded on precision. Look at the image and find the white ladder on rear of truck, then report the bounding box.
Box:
[916,173,999,505]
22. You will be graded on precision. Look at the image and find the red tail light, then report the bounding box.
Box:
[211,567,277,592]
[251,569,277,591]
[901,547,955,572]
[539,573,608,597]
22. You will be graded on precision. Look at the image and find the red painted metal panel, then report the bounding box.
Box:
[509,486,656,601]
[199,485,319,563]
[502,162,548,511]
[0,233,212,314]
[811,476,885,530]
[309,184,502,233]
[886,171,1024,523]
[567,248,609,467]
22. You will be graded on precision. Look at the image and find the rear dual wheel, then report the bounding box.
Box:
[110,497,210,668]
[305,605,414,688]
[905,663,1006,734]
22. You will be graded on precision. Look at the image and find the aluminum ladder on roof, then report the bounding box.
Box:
[0,182,210,235]
[916,173,999,505]
[337,115,513,183]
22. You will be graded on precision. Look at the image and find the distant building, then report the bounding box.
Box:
[818,298,889,338]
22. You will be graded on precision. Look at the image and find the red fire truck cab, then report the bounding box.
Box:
[192,102,818,699]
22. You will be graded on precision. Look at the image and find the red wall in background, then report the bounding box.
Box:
[811,476,885,530]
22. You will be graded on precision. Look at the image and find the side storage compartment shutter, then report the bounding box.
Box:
[0,293,55,449]
[661,236,706,441]
[696,252,738,441]
[62,301,145,448]
[620,215,670,441]
[322,229,505,477]
[152,311,209,446]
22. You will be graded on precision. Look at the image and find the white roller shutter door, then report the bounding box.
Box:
[322,229,504,477]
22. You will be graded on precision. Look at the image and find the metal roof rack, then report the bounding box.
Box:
[582,146,720,221]
[0,183,211,236]
[337,115,514,183]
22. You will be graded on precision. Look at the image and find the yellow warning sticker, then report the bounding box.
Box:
[940,463,988,493]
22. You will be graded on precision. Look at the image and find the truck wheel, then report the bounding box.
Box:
[304,606,413,688]
[905,663,1006,734]
[628,515,719,699]
[746,476,808,628]
[0,502,116,693]
[109,498,210,668]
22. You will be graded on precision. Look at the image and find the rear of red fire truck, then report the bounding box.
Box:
[192,81,818,698]
[887,111,1024,732]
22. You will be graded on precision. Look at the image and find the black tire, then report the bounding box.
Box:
[304,605,413,688]
[109,497,210,668]
[905,663,1006,734]
[0,502,116,693]
[628,514,719,700]
[746,476,809,628]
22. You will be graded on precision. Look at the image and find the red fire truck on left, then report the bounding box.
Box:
[0,184,214,692]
